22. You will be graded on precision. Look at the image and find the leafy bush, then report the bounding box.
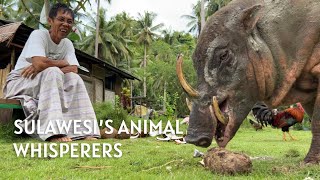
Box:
[93,96,128,129]
[293,123,303,130]
[158,92,179,120]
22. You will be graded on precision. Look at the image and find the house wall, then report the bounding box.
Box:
[94,77,104,103]
[78,63,123,105]
[91,64,105,103]
[0,47,16,98]
[105,89,115,105]
[0,64,11,98]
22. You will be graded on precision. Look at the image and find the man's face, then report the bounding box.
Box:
[48,9,74,42]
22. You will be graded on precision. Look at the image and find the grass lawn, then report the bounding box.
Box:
[0,123,319,179]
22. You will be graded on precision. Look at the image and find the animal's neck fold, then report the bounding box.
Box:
[248,28,276,102]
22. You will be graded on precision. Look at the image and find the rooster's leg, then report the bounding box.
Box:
[287,132,297,140]
[282,132,287,141]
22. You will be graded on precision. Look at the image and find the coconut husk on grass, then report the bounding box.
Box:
[116,131,131,139]
[204,147,252,175]
[100,127,118,139]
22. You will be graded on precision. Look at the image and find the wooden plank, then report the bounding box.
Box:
[10,47,15,68]
[0,98,20,105]
[9,42,24,49]
[0,68,3,98]
[0,104,22,109]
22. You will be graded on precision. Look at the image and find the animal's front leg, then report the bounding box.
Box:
[304,76,320,164]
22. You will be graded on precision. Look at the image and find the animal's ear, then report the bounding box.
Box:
[241,4,262,32]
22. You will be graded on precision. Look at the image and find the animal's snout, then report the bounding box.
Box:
[185,135,212,148]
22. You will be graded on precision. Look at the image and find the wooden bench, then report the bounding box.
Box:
[0,98,23,124]
[0,99,22,109]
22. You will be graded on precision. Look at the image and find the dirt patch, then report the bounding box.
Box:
[204,147,252,175]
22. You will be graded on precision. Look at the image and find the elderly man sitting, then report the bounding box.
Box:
[3,3,100,142]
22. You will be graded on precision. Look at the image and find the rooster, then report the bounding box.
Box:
[249,119,263,131]
[252,102,305,141]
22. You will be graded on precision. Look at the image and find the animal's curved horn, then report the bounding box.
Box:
[176,55,199,98]
[212,96,227,124]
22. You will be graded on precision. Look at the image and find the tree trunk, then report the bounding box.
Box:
[143,43,147,97]
[128,42,133,109]
[163,81,167,112]
[44,0,49,19]
[200,0,206,33]
[95,0,100,58]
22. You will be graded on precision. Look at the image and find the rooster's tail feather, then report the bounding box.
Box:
[252,102,273,126]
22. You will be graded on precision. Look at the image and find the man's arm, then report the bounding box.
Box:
[32,56,69,72]
[21,56,70,78]
[33,56,78,74]
[60,65,78,74]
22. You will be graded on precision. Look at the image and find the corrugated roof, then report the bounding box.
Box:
[0,19,140,80]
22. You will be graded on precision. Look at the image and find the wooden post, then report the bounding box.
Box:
[10,47,15,69]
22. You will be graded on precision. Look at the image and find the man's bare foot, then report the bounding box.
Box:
[83,136,98,141]
[48,136,72,142]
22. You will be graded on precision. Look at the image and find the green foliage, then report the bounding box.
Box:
[130,28,197,116]
[67,31,80,42]
[159,92,179,120]
[150,40,175,62]
[135,11,164,46]
[182,0,232,36]
[0,0,17,20]
[294,123,303,131]
[121,87,131,97]
[76,8,133,67]
[93,97,128,129]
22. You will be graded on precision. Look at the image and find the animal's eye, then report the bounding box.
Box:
[219,50,229,61]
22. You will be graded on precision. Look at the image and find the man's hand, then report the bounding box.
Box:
[59,59,70,68]
[60,65,78,74]
[21,65,38,79]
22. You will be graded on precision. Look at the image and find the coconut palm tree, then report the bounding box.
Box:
[77,8,131,67]
[16,0,89,29]
[181,0,201,36]
[135,11,164,97]
[95,0,112,58]
[182,0,231,36]
[112,12,136,69]
[0,0,17,20]
[16,0,43,28]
